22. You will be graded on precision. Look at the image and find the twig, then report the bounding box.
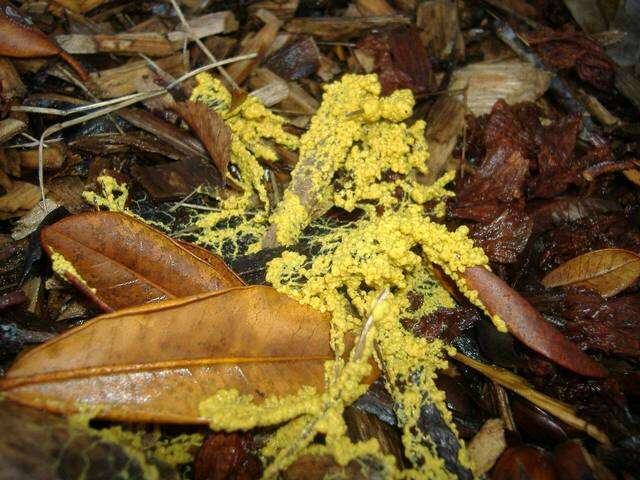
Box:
[354,289,389,358]
[582,158,640,181]
[21,132,49,148]
[13,92,159,118]
[168,187,202,212]
[269,169,280,206]
[264,288,390,477]
[492,383,517,431]
[168,0,239,91]
[36,53,257,210]
[7,137,62,149]
[171,203,223,212]
[11,106,68,115]
[316,41,357,47]
[453,352,610,445]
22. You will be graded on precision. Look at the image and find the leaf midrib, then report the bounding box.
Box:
[1,354,332,389]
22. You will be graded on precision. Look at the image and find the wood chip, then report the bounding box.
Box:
[355,0,396,16]
[417,0,464,60]
[562,0,607,33]
[166,11,239,42]
[284,15,410,41]
[264,35,321,80]
[0,118,26,144]
[467,418,507,476]
[250,68,319,114]
[54,0,110,13]
[0,169,11,190]
[0,58,26,98]
[227,10,282,84]
[57,12,239,56]
[423,96,466,184]
[12,199,60,240]
[251,80,290,107]
[0,182,42,213]
[55,33,175,56]
[317,54,341,81]
[449,60,552,115]
[10,146,65,171]
[89,53,186,98]
[0,148,21,177]
[248,0,300,20]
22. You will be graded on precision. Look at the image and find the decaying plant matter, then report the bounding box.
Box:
[1,0,639,479]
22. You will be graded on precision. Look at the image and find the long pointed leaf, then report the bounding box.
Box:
[462,266,607,378]
[0,286,332,423]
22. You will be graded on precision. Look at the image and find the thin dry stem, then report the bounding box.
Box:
[36,53,257,209]
[265,288,390,477]
[453,352,611,445]
[168,0,239,90]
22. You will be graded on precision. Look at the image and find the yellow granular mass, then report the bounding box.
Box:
[98,427,203,467]
[50,249,96,293]
[190,73,298,207]
[264,205,484,478]
[191,74,506,478]
[267,204,487,349]
[82,175,166,229]
[189,74,298,257]
[192,191,267,257]
[265,74,434,246]
[83,175,129,212]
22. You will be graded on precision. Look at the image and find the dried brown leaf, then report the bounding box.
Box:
[0,2,88,80]
[462,266,607,377]
[0,286,333,423]
[468,208,533,264]
[174,101,232,179]
[130,158,221,202]
[456,143,528,205]
[528,196,621,234]
[0,181,41,213]
[542,248,640,297]
[40,212,243,312]
[0,401,179,479]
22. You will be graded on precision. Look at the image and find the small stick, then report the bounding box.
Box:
[168,0,239,91]
[492,383,517,431]
[36,53,256,209]
[264,289,390,477]
[269,169,280,206]
[168,187,201,212]
[453,352,610,445]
